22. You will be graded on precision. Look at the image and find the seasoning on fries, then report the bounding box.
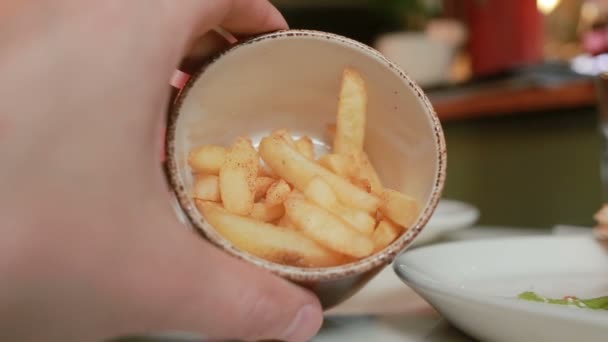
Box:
[187,67,419,267]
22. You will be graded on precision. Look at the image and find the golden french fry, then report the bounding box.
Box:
[284,196,374,258]
[334,68,367,155]
[351,151,383,195]
[339,207,376,235]
[379,189,418,228]
[303,177,336,208]
[188,145,226,174]
[271,128,296,148]
[276,215,297,229]
[192,174,220,202]
[295,136,315,159]
[372,219,402,252]
[265,179,291,206]
[318,153,356,178]
[258,163,277,178]
[259,135,380,212]
[198,201,346,267]
[350,177,372,193]
[254,176,275,200]
[304,177,375,235]
[219,137,258,215]
[250,202,285,222]
[318,153,374,193]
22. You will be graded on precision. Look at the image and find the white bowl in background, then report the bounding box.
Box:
[412,199,480,246]
[375,32,456,88]
[394,236,608,342]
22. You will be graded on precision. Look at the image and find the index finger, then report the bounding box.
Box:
[181,0,288,37]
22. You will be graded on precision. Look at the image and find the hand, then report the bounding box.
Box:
[0,1,322,341]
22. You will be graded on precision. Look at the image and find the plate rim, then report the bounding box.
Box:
[393,235,608,325]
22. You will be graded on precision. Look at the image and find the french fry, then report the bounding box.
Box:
[350,151,383,195]
[187,67,421,269]
[372,219,402,252]
[284,196,374,258]
[192,174,220,202]
[304,177,375,235]
[276,215,297,229]
[350,177,372,193]
[198,201,346,267]
[219,137,258,215]
[318,153,356,178]
[265,179,291,206]
[254,176,275,200]
[318,153,375,193]
[258,163,277,178]
[259,135,380,212]
[379,189,418,228]
[188,145,226,174]
[334,68,367,155]
[271,128,296,148]
[295,136,315,159]
[250,202,285,222]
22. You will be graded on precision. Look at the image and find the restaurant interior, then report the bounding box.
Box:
[275,0,607,229]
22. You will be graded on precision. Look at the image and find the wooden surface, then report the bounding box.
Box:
[428,78,597,121]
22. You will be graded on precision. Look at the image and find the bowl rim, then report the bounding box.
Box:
[165,29,447,282]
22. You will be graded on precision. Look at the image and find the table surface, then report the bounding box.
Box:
[120,225,563,342]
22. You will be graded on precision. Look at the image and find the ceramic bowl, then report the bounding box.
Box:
[393,236,608,342]
[165,30,446,309]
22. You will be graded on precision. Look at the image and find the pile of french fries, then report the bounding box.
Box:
[188,67,419,268]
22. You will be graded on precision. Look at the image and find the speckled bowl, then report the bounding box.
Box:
[165,30,446,309]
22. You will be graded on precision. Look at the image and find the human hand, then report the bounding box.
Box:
[0,1,322,341]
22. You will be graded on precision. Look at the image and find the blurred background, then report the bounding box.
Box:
[273,0,608,229]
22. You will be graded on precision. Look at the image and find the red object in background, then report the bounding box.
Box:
[465,0,544,76]
[582,27,608,55]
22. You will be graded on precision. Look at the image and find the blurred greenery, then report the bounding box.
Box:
[442,107,603,228]
[274,0,435,44]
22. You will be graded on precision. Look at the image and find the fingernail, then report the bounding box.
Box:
[280,304,323,342]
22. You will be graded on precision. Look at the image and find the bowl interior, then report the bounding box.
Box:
[168,30,445,280]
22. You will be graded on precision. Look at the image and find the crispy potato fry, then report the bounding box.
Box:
[379,189,418,228]
[304,177,375,235]
[295,136,315,159]
[303,177,336,208]
[192,175,220,202]
[188,145,226,174]
[198,201,346,267]
[284,196,374,258]
[271,128,296,148]
[259,136,380,212]
[250,202,285,222]
[334,68,367,155]
[372,219,402,252]
[187,67,421,268]
[350,177,372,193]
[318,153,356,178]
[258,163,277,178]
[219,138,258,215]
[266,179,291,206]
[276,215,297,229]
[351,151,383,195]
[254,176,275,200]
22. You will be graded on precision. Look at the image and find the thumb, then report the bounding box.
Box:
[121,208,323,342]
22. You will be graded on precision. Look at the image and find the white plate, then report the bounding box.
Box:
[394,236,608,342]
[412,199,480,246]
